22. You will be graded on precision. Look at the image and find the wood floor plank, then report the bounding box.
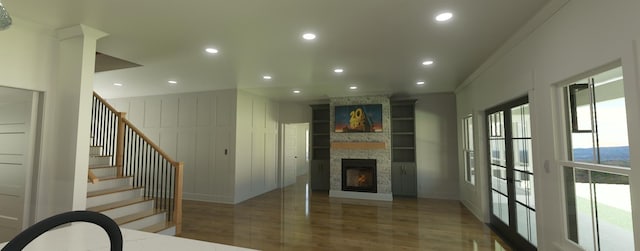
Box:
[179,177,512,251]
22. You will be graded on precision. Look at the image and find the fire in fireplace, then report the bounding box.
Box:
[342,159,377,193]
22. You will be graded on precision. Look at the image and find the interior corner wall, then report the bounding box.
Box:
[234,90,279,203]
[455,0,640,250]
[0,18,80,224]
[412,93,459,199]
[108,89,238,204]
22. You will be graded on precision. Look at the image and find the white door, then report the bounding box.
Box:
[295,124,309,176]
[283,124,297,187]
[0,87,37,242]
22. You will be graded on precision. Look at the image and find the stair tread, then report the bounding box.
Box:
[114,209,164,225]
[86,175,132,183]
[87,186,143,198]
[141,222,175,233]
[87,197,153,212]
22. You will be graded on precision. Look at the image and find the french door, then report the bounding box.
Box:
[487,96,537,250]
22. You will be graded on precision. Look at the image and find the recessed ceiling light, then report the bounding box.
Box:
[302,33,316,40]
[417,81,425,85]
[263,75,272,80]
[205,48,219,54]
[334,68,344,73]
[168,80,178,84]
[422,60,434,66]
[113,83,123,86]
[435,12,453,22]
[293,90,301,94]
[349,86,358,90]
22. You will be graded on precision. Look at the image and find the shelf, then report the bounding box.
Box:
[391,117,414,121]
[312,120,330,123]
[313,133,330,136]
[392,147,415,150]
[392,132,414,135]
[313,146,330,149]
[331,141,386,150]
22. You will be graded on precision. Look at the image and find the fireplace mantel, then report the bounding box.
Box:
[330,141,386,150]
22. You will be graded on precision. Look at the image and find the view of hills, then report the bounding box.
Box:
[573,146,630,167]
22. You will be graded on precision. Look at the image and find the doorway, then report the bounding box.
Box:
[0,87,41,242]
[282,123,309,188]
[486,96,537,250]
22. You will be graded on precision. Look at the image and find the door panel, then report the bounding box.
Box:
[487,97,537,250]
[0,89,34,242]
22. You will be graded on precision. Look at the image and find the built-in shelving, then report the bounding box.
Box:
[310,104,330,191]
[391,100,417,197]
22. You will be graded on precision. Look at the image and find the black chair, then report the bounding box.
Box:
[1,210,122,251]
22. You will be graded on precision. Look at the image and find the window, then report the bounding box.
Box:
[562,66,633,251]
[462,115,475,185]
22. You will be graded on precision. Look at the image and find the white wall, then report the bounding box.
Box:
[414,93,459,199]
[234,90,279,203]
[0,19,104,223]
[455,0,640,250]
[109,89,238,203]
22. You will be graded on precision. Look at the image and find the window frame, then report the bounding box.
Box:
[462,115,475,185]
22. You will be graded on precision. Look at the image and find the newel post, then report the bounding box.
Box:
[115,112,126,177]
[173,162,184,235]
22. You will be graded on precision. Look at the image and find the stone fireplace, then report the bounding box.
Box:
[329,96,392,201]
[342,159,377,193]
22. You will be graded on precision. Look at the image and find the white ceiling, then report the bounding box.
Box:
[5,0,549,102]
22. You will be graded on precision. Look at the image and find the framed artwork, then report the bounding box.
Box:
[334,104,383,133]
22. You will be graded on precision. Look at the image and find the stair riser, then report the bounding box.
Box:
[157,226,176,235]
[87,189,142,208]
[87,177,133,192]
[121,212,167,230]
[101,200,154,219]
[90,167,117,178]
[89,146,102,156]
[89,156,111,166]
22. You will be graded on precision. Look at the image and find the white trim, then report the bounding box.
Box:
[556,160,631,176]
[329,190,393,201]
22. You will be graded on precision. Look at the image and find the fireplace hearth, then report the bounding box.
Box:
[342,159,377,193]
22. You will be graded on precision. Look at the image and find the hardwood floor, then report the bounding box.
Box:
[180,177,512,251]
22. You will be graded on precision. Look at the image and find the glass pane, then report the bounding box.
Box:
[511,104,531,138]
[515,171,535,209]
[565,167,634,251]
[465,151,475,185]
[466,117,474,151]
[571,132,596,163]
[491,165,507,194]
[593,76,629,167]
[516,201,538,247]
[489,111,504,138]
[489,139,506,166]
[571,85,593,131]
[530,208,537,247]
[513,139,532,172]
[493,191,509,225]
[592,171,634,251]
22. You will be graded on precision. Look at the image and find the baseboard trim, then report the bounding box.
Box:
[183,193,233,204]
[329,190,393,201]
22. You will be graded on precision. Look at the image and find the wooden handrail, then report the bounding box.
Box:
[121,117,179,167]
[92,92,120,115]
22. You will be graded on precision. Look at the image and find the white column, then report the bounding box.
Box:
[53,24,108,212]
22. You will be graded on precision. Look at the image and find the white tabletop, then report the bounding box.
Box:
[0,223,256,251]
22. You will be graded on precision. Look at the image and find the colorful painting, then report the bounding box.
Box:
[334,104,383,133]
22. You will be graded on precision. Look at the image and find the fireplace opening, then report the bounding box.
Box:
[342,159,377,193]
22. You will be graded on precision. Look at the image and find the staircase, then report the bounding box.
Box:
[87,92,183,235]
